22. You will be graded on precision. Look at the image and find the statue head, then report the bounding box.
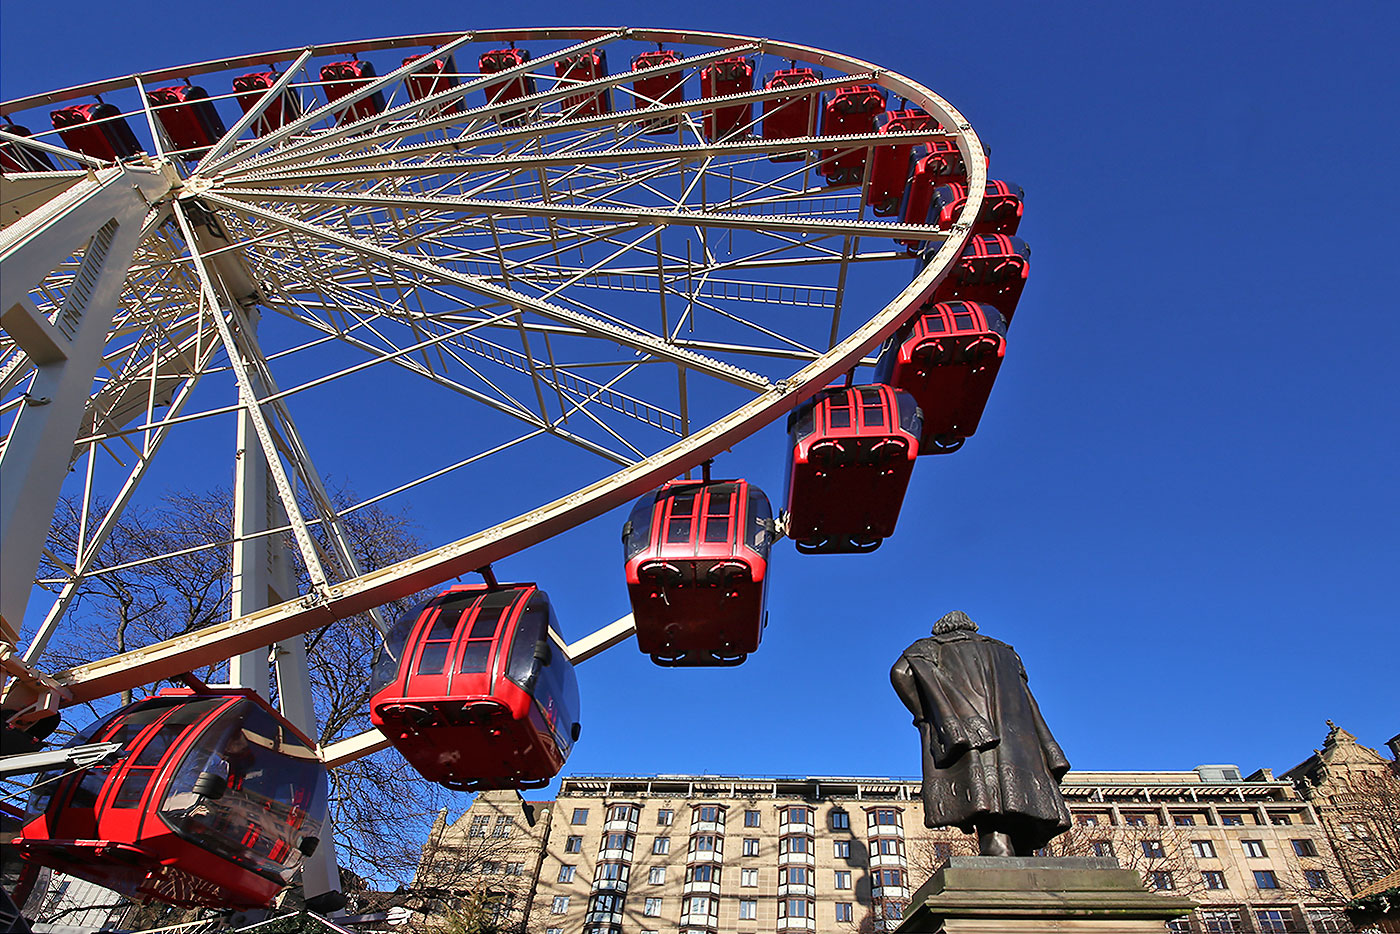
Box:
[932,610,978,635]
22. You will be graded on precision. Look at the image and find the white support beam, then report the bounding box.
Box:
[1,199,166,628]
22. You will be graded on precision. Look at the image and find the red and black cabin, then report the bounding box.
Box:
[50,103,142,162]
[319,60,386,125]
[761,68,822,160]
[555,49,611,117]
[623,478,775,666]
[146,85,227,160]
[927,180,1024,235]
[785,385,922,554]
[866,108,941,216]
[818,85,886,185]
[232,71,303,137]
[630,49,684,134]
[13,689,328,909]
[402,54,461,114]
[369,583,580,791]
[479,48,536,120]
[1,124,55,172]
[874,301,1008,454]
[928,234,1030,321]
[896,140,980,247]
[700,56,755,142]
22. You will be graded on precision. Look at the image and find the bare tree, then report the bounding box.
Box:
[25,482,467,921]
[1325,765,1400,892]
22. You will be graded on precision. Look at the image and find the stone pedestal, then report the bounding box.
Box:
[895,857,1195,933]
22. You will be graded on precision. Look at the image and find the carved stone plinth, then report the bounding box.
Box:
[895,857,1195,934]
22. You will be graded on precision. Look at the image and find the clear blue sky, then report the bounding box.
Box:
[3,0,1396,797]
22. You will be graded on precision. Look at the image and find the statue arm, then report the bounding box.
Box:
[890,657,923,721]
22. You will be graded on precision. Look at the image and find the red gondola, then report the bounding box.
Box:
[13,689,328,909]
[926,180,1024,235]
[896,140,975,248]
[555,49,611,117]
[761,68,822,160]
[403,54,461,114]
[369,583,580,790]
[319,61,385,125]
[874,302,1007,454]
[700,56,754,142]
[1,123,55,172]
[866,108,941,216]
[50,103,142,162]
[785,385,922,554]
[145,85,227,160]
[631,49,684,134]
[623,478,775,666]
[818,85,886,184]
[479,48,535,120]
[232,71,302,136]
[929,234,1030,321]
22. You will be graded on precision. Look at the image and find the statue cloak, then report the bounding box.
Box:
[891,630,1071,849]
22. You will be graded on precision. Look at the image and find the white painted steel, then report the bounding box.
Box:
[1,28,988,766]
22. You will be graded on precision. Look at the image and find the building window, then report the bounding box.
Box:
[653,837,670,855]
[1166,921,1190,934]
[601,832,634,852]
[882,901,905,920]
[649,866,666,885]
[691,834,717,852]
[1174,815,1196,826]
[834,840,851,858]
[835,903,854,923]
[558,865,576,883]
[1254,869,1279,889]
[689,864,716,883]
[876,869,904,888]
[1090,840,1114,859]
[1199,909,1243,933]
[745,809,761,827]
[695,805,722,823]
[506,862,523,876]
[1125,814,1148,827]
[780,835,810,854]
[1242,839,1267,858]
[481,862,499,875]
[780,899,811,919]
[1191,840,1217,859]
[657,808,674,826]
[834,870,852,889]
[595,862,626,882]
[1255,910,1291,933]
[743,837,760,856]
[470,814,490,837]
[571,808,589,825]
[1077,814,1098,826]
[551,897,571,914]
[781,866,809,886]
[1141,840,1165,859]
[869,808,900,826]
[1306,909,1352,932]
[1291,838,1318,857]
[565,835,583,853]
[547,929,563,934]
[688,896,712,916]
[1149,871,1175,890]
[739,868,758,887]
[1202,870,1227,889]
[831,809,850,830]
[643,898,661,917]
[739,899,757,920]
[1221,814,1244,826]
[608,804,638,822]
[933,842,954,864]
[1270,813,1293,825]
[1305,868,1330,888]
[878,838,902,855]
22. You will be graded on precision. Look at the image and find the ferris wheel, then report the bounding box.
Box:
[0,26,1015,912]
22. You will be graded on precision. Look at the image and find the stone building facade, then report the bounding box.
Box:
[421,760,1374,934]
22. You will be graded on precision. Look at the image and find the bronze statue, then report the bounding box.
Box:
[890,610,1072,856]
